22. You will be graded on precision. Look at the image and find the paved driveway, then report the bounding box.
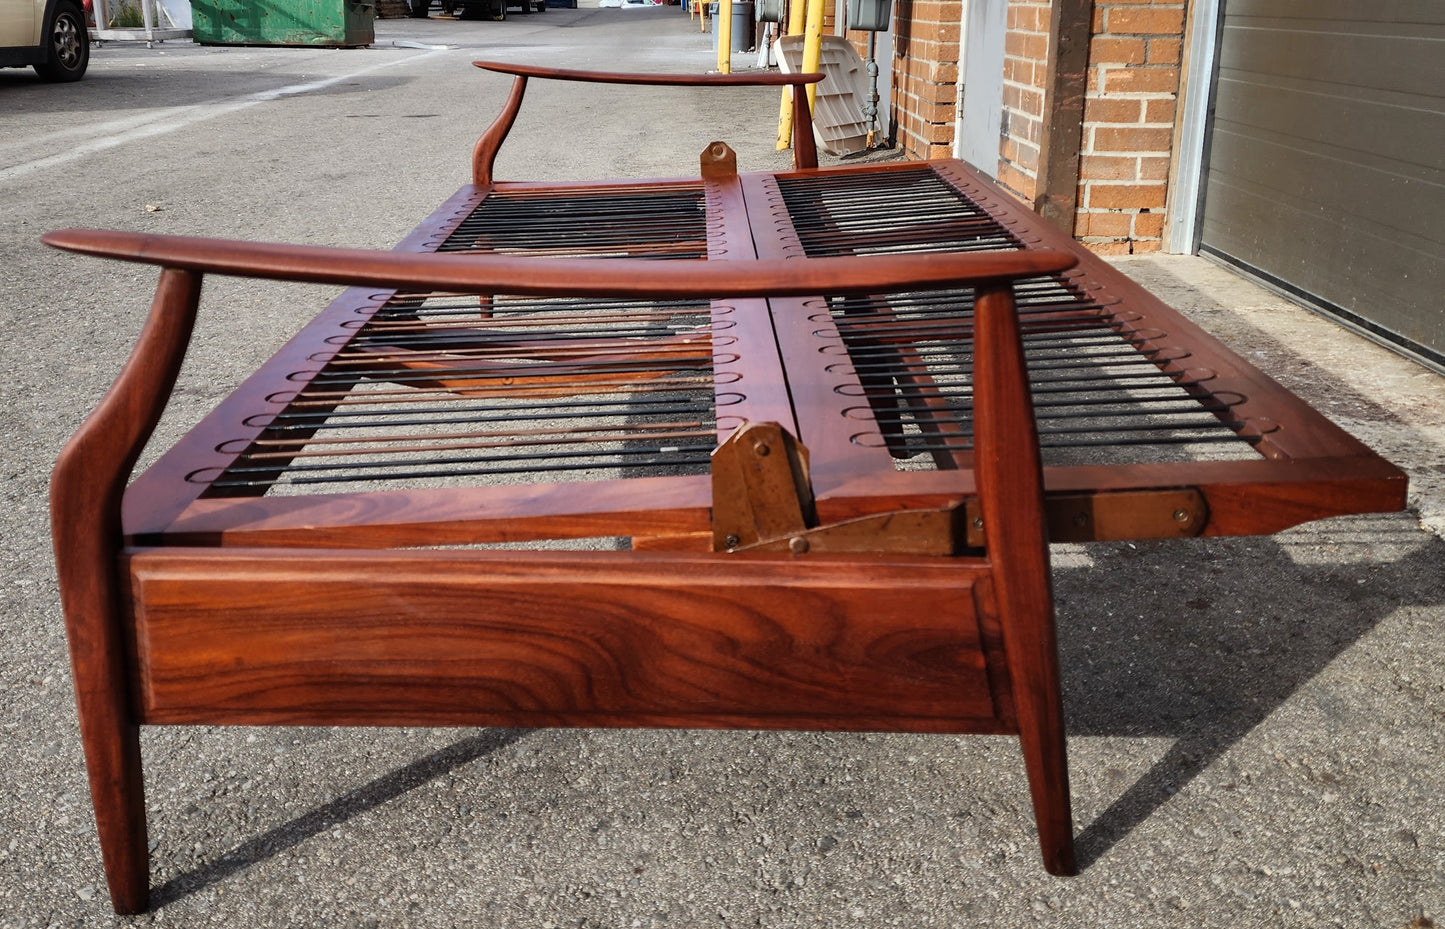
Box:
[2,9,1442,927]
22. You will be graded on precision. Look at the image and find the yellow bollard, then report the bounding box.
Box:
[717,0,732,73]
[775,0,808,150]
[799,0,824,112]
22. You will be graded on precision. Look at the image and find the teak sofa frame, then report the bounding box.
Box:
[48,63,1407,914]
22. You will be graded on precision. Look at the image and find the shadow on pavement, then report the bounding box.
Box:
[152,727,531,907]
[1058,515,1442,866]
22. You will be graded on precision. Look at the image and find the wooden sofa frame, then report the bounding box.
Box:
[48,63,1407,914]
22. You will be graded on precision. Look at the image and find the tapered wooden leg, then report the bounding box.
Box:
[1017,701,1077,875]
[57,534,152,913]
[970,282,1077,875]
[77,710,150,913]
[56,528,151,912]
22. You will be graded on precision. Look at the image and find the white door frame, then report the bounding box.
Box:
[1164,0,1222,253]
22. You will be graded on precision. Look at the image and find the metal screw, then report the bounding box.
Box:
[723,533,741,549]
[971,517,984,530]
[753,441,771,457]
[789,536,810,554]
[1073,513,1089,527]
[1172,508,1190,523]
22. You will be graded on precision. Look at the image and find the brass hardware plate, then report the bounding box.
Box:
[711,422,960,555]
[964,488,1209,546]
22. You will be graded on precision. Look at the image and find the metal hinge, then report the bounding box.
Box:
[710,422,960,555]
[709,422,1209,554]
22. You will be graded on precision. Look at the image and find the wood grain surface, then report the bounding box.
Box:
[127,548,1010,731]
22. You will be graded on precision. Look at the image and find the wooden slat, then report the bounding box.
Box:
[736,171,902,491]
[704,170,797,436]
[142,475,709,548]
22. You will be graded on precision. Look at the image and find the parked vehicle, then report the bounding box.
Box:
[444,0,546,22]
[0,0,89,81]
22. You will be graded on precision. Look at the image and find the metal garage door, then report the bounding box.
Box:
[1198,0,1445,371]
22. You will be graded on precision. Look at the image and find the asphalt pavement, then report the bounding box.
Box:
[1,9,1442,927]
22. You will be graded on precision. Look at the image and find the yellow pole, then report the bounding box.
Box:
[775,0,809,150]
[717,0,733,74]
[800,0,825,111]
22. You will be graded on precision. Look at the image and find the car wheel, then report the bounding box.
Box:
[34,0,89,83]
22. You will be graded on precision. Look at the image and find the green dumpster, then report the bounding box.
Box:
[192,0,375,46]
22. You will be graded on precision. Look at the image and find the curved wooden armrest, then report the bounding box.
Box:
[474,60,823,88]
[43,228,1076,299]
[470,60,827,183]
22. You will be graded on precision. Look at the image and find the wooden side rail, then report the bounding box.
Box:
[470,60,826,183]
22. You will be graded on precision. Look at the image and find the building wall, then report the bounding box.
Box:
[888,0,963,159]
[1075,0,1185,253]
[884,0,1187,252]
[994,0,1050,200]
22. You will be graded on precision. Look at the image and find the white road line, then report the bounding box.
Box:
[0,48,449,185]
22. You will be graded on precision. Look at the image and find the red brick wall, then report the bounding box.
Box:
[994,0,1051,201]
[1075,0,1184,252]
[882,0,1187,251]
[888,0,962,159]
